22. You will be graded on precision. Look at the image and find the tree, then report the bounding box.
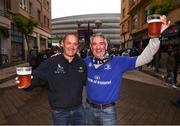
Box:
[146,0,172,15]
[12,15,38,51]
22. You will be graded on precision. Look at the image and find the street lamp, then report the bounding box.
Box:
[95,20,102,29]
[77,20,102,47]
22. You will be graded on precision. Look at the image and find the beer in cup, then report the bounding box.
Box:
[16,67,32,89]
[147,14,162,38]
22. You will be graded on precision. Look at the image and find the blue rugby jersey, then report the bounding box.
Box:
[85,56,137,104]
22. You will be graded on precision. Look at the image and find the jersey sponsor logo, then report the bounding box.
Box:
[88,77,112,85]
[94,75,100,80]
[54,64,65,74]
[104,63,111,70]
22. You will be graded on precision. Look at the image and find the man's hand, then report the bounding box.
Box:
[160,15,171,33]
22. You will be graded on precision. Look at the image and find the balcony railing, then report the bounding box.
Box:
[0,9,10,18]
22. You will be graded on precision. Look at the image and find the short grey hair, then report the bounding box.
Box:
[90,33,108,45]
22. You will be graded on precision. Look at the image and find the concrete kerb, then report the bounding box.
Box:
[0,62,29,84]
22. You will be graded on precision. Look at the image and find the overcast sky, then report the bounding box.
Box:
[51,0,121,19]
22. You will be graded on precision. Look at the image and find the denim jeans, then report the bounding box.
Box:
[166,71,175,84]
[52,105,85,125]
[86,103,117,125]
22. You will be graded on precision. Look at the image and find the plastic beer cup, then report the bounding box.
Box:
[147,14,162,38]
[16,67,32,88]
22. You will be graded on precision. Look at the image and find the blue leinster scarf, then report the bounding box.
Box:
[91,51,112,65]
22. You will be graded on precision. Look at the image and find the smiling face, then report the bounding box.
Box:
[90,35,108,58]
[62,34,79,60]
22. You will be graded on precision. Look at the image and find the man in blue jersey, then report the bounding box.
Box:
[84,15,170,125]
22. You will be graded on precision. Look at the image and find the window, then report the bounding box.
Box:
[122,24,124,32]
[29,2,32,15]
[20,0,28,11]
[20,0,22,7]
[43,0,46,6]
[47,18,50,27]
[130,0,136,7]
[6,0,11,10]
[44,15,46,25]
[128,20,130,31]
[37,9,41,21]
[132,14,138,29]
[122,8,125,18]
[11,23,23,43]
[43,0,50,10]
[47,1,49,10]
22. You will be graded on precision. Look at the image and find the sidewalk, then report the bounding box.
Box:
[0,63,180,125]
[0,62,29,88]
[0,70,180,125]
[141,66,180,84]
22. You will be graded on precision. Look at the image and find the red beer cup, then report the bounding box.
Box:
[147,14,162,38]
[16,67,32,89]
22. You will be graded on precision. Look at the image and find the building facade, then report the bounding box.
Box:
[120,0,180,48]
[52,13,120,48]
[0,0,11,66]
[120,0,180,68]
[0,0,51,66]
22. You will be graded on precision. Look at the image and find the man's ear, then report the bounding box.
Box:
[105,40,108,50]
[61,42,64,47]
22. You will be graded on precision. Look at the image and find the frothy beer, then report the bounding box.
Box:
[147,14,162,38]
[16,67,32,88]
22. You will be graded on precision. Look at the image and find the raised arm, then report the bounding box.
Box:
[135,15,171,67]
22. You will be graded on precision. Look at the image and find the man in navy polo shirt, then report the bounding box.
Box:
[17,33,87,125]
[85,15,170,125]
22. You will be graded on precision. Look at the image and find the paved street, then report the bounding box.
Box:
[0,70,180,125]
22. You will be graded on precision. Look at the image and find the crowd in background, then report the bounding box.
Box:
[27,46,62,70]
[80,47,142,59]
[28,45,143,70]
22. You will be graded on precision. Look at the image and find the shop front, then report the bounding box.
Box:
[0,27,10,66]
[160,23,180,68]
[10,23,25,63]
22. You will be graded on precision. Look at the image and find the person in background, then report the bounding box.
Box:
[84,15,170,125]
[171,97,180,108]
[173,46,179,85]
[164,50,176,86]
[28,46,38,70]
[17,33,87,125]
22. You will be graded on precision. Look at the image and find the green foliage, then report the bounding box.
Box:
[12,15,38,51]
[147,0,172,15]
[12,15,38,36]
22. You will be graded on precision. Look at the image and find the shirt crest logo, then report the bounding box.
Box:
[88,62,93,67]
[78,66,84,72]
[104,63,111,70]
[55,64,65,74]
